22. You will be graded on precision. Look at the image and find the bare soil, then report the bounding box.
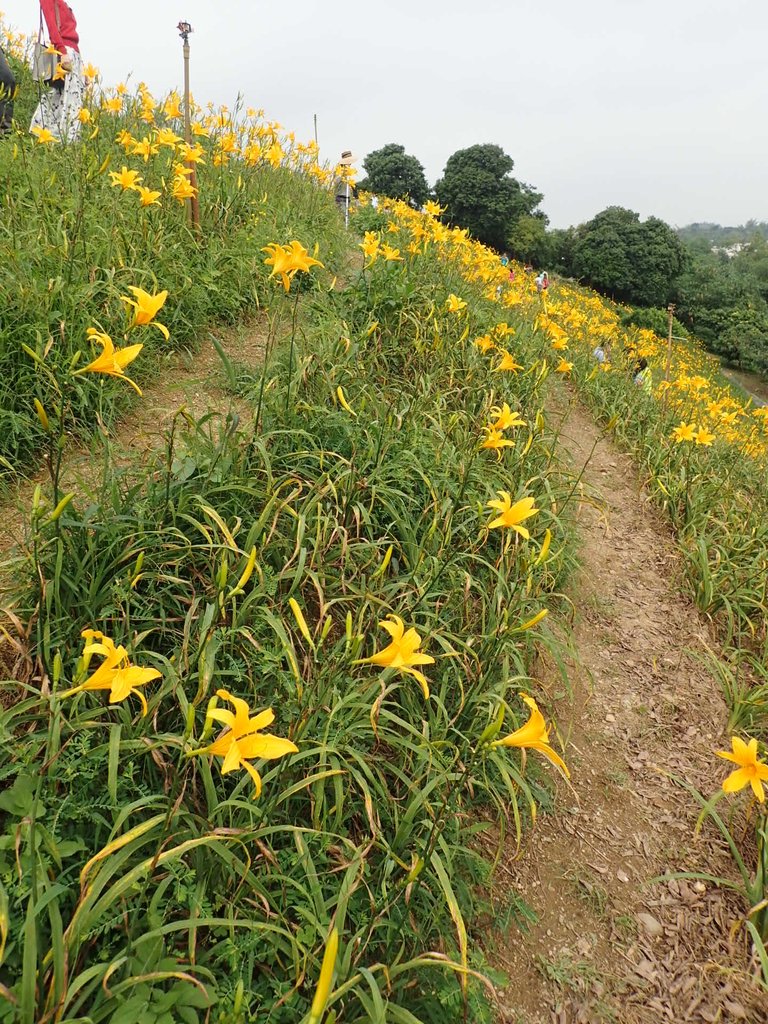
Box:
[490,391,768,1023]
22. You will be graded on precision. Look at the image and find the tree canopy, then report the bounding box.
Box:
[434,144,544,251]
[358,144,430,207]
[561,206,688,308]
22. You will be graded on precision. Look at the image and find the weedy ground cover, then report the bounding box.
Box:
[0,78,579,1018]
[3,12,768,1018]
[0,36,348,475]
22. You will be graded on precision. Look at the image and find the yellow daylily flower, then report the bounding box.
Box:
[380,244,403,262]
[262,241,323,292]
[354,614,435,699]
[121,286,170,339]
[474,334,495,353]
[694,426,716,446]
[163,93,184,119]
[555,359,574,374]
[135,186,162,207]
[490,403,526,430]
[480,427,515,459]
[195,688,298,798]
[75,329,143,393]
[261,243,295,292]
[155,127,182,148]
[171,174,197,202]
[132,136,159,161]
[360,231,381,266]
[31,126,57,145]
[423,199,444,217]
[445,294,467,313]
[59,629,160,717]
[491,694,570,777]
[671,421,697,443]
[492,350,523,373]
[283,240,324,274]
[109,166,142,191]
[717,736,768,802]
[486,491,539,539]
[102,96,123,114]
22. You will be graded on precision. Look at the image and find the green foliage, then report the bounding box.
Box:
[507,213,550,266]
[0,210,578,1021]
[619,307,689,339]
[435,144,544,251]
[567,206,688,307]
[0,100,348,476]
[359,144,430,207]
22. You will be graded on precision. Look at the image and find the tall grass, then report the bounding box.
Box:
[0,43,348,475]
[1,151,579,1020]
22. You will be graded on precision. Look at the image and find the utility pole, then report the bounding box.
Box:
[177,21,200,234]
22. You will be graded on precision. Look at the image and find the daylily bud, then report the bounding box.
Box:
[477,704,506,749]
[49,493,74,522]
[34,399,50,432]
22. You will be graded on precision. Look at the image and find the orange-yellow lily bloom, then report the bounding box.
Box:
[486,491,539,539]
[60,629,160,716]
[717,736,768,802]
[75,329,143,394]
[491,694,570,777]
[354,614,435,699]
[197,688,298,798]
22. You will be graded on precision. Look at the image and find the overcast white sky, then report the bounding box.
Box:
[2,0,764,228]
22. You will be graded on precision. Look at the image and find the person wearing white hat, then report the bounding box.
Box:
[335,150,356,226]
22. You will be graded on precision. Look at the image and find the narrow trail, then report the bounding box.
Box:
[492,392,767,1024]
[0,318,265,682]
[0,318,265,561]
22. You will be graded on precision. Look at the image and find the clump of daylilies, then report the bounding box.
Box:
[262,240,324,292]
[72,286,169,395]
[480,401,526,460]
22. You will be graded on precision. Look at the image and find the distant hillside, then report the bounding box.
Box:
[677,220,768,248]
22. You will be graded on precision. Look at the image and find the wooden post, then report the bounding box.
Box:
[177,21,200,234]
[313,113,318,146]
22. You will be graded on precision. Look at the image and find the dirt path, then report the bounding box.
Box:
[492,391,767,1023]
[0,317,265,562]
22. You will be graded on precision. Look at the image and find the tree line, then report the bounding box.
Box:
[360,143,768,379]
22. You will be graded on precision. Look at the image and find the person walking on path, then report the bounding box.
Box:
[334,150,356,226]
[31,0,84,142]
[0,46,16,133]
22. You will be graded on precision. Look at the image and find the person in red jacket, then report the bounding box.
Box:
[31,0,84,141]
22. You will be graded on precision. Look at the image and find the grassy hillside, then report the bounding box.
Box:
[1,14,768,1022]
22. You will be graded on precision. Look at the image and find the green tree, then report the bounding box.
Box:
[570,206,688,307]
[508,213,550,265]
[434,144,544,250]
[358,143,430,207]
